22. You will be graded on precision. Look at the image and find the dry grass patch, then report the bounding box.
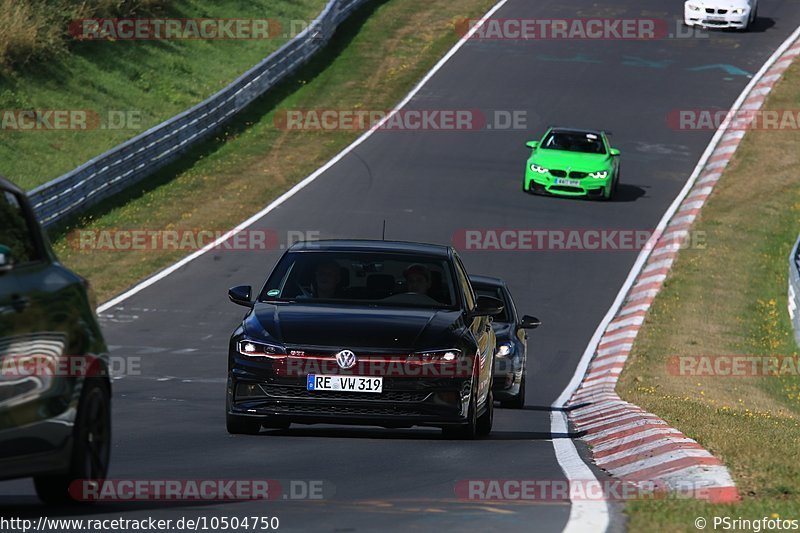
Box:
[619,62,800,530]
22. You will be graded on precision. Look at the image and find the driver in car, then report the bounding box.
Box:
[314,259,345,299]
[403,264,432,296]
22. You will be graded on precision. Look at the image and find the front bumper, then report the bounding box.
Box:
[227,353,476,428]
[492,357,522,400]
[684,7,749,28]
[524,172,608,198]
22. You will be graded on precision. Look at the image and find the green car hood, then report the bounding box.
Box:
[529,149,613,172]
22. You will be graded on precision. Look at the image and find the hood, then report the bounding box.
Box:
[246,303,464,352]
[490,321,514,343]
[529,149,612,172]
[691,0,749,7]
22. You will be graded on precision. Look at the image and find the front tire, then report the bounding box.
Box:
[34,379,111,505]
[501,373,526,409]
[602,184,613,201]
[747,5,757,29]
[476,389,494,436]
[442,379,478,439]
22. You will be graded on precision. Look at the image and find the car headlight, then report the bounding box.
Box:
[731,7,745,14]
[530,164,549,174]
[237,339,286,359]
[495,343,514,358]
[589,170,609,179]
[411,349,461,363]
[687,4,701,11]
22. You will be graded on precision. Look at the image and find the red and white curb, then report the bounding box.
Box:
[567,35,800,504]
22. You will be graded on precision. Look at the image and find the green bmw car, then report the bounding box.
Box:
[523,127,620,200]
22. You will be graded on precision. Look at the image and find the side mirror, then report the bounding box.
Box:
[0,245,13,274]
[472,296,504,317]
[609,148,620,156]
[526,140,539,149]
[520,315,541,329]
[228,285,253,308]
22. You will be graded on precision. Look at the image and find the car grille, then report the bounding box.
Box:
[550,185,584,193]
[277,403,430,417]
[259,384,431,403]
[549,169,567,177]
[705,8,728,14]
[569,171,588,179]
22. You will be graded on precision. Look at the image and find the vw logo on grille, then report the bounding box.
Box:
[335,349,357,369]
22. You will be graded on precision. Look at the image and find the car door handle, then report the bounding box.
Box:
[11,295,30,313]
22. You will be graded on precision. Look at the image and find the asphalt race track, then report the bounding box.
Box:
[3,0,800,531]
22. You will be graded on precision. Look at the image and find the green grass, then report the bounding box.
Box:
[617,61,800,531]
[44,0,495,302]
[0,0,326,191]
[0,1,165,68]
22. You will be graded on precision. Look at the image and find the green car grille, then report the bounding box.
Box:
[545,169,591,179]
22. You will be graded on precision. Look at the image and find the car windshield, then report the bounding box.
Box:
[541,131,606,154]
[258,251,459,309]
[473,286,511,323]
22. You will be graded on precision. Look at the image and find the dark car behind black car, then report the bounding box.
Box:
[470,275,540,409]
[0,176,111,504]
[227,240,503,438]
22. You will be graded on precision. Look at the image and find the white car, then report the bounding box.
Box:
[684,0,758,30]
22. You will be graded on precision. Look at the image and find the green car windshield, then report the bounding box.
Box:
[541,131,606,155]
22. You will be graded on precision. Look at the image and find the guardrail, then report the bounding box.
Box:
[790,234,800,347]
[28,0,368,227]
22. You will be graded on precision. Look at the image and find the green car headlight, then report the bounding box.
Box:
[530,164,548,174]
[589,170,609,179]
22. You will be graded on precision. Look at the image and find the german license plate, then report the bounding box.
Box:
[306,375,383,393]
[554,178,581,187]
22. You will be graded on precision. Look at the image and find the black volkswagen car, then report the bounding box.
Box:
[0,176,111,503]
[226,240,502,438]
[470,275,540,409]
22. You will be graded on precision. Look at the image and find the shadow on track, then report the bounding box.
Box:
[253,426,583,440]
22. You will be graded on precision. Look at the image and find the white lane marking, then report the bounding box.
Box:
[553,24,800,525]
[551,410,610,533]
[88,0,609,528]
[97,0,511,313]
[87,0,800,530]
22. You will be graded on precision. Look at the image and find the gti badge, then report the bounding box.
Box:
[335,349,357,369]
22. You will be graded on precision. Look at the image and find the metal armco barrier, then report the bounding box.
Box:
[790,235,800,347]
[28,0,367,227]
